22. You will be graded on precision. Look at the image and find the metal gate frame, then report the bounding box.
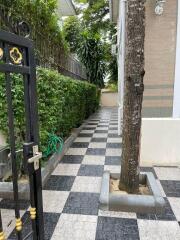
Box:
[0,30,44,240]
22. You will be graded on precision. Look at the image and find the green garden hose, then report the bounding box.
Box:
[43,133,64,158]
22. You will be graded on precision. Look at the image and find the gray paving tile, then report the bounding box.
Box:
[78,164,104,177]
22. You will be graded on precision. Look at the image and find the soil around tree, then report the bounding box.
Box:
[110,177,150,196]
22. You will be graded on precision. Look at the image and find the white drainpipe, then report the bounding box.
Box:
[118,0,126,136]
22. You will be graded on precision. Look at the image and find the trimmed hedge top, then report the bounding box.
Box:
[0,68,100,155]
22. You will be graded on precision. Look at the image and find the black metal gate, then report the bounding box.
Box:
[0,30,44,240]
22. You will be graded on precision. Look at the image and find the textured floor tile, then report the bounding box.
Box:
[61,155,83,164]
[106,148,122,156]
[88,142,106,149]
[83,126,96,130]
[71,142,89,148]
[104,165,121,173]
[137,198,176,221]
[108,130,118,134]
[63,192,99,215]
[138,220,180,240]
[160,180,180,197]
[154,167,180,181]
[74,137,91,142]
[95,130,108,133]
[1,209,25,238]
[43,190,69,213]
[98,209,136,219]
[96,127,108,131]
[0,199,29,210]
[86,148,106,156]
[168,197,180,221]
[78,165,104,177]
[108,133,120,138]
[52,164,80,176]
[93,133,108,138]
[71,176,101,193]
[51,214,97,240]
[109,127,118,130]
[43,175,75,191]
[78,133,93,137]
[8,212,60,240]
[65,148,87,155]
[91,138,107,142]
[82,155,105,165]
[105,156,121,165]
[106,143,122,148]
[96,217,140,240]
[81,130,95,134]
[107,137,122,143]
[97,124,109,127]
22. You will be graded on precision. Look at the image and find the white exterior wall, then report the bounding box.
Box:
[173,0,180,117]
[140,118,180,166]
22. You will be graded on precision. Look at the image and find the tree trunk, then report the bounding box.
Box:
[119,0,146,193]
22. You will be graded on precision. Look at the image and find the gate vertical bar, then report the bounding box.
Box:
[28,45,44,240]
[5,72,22,240]
[0,210,5,240]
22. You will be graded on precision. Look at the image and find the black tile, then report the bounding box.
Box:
[78,133,93,137]
[108,134,120,138]
[0,199,29,210]
[137,198,176,221]
[95,217,140,240]
[106,143,122,148]
[83,127,96,130]
[160,180,180,197]
[87,123,98,125]
[86,148,106,156]
[43,175,75,191]
[109,123,118,126]
[8,211,60,240]
[63,192,99,215]
[97,125,109,128]
[95,130,108,133]
[91,138,107,142]
[71,142,89,148]
[105,156,121,165]
[61,155,83,164]
[140,167,158,179]
[78,164,104,177]
[109,127,118,130]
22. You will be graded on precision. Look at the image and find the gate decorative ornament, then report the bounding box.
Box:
[0,30,44,240]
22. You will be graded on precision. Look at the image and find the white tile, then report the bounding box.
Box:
[1,209,25,238]
[71,176,102,193]
[80,130,94,134]
[98,209,136,219]
[138,220,180,240]
[82,155,105,165]
[154,167,180,180]
[106,148,122,156]
[43,190,69,213]
[88,142,106,149]
[52,164,80,176]
[104,165,121,174]
[51,214,97,240]
[96,127,108,131]
[65,148,87,155]
[107,138,122,143]
[93,133,108,138]
[168,197,180,221]
[74,137,91,143]
[108,130,118,134]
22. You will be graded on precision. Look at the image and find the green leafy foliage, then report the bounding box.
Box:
[0,68,100,156]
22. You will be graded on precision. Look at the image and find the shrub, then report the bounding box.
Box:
[0,68,100,156]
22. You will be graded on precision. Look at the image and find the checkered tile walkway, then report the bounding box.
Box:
[1,107,180,239]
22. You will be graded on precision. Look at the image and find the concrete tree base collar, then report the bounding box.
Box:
[99,171,165,214]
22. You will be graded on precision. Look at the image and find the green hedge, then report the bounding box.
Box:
[0,68,100,155]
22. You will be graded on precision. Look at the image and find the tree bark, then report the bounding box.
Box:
[119,0,146,193]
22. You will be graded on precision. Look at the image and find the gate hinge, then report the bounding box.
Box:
[28,145,42,170]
